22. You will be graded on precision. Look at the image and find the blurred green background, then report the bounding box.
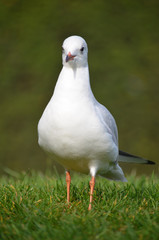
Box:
[0,0,159,176]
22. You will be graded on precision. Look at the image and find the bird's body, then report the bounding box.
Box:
[38,35,154,209]
[38,36,125,181]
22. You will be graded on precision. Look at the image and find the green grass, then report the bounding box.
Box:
[0,171,159,240]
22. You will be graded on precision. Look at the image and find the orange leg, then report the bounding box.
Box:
[88,176,95,210]
[66,171,71,203]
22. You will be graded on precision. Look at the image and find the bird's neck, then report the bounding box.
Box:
[53,65,94,100]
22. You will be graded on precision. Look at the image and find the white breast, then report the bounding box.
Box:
[38,66,118,173]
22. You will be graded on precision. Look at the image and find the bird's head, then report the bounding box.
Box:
[62,35,88,68]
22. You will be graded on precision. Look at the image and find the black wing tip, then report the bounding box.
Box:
[146,160,155,165]
[119,150,139,159]
[119,150,155,165]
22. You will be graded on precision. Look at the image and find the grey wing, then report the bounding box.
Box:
[95,102,118,146]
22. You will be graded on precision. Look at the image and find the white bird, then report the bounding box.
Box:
[38,35,155,210]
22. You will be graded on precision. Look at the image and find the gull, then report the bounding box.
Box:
[38,35,155,210]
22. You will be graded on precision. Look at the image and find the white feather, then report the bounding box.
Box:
[38,35,127,182]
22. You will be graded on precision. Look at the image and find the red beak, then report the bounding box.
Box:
[66,52,76,62]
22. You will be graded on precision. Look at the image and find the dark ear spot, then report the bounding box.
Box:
[80,47,84,53]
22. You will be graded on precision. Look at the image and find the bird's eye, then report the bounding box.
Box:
[80,47,84,52]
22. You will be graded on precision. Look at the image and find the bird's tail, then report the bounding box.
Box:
[118,150,155,164]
